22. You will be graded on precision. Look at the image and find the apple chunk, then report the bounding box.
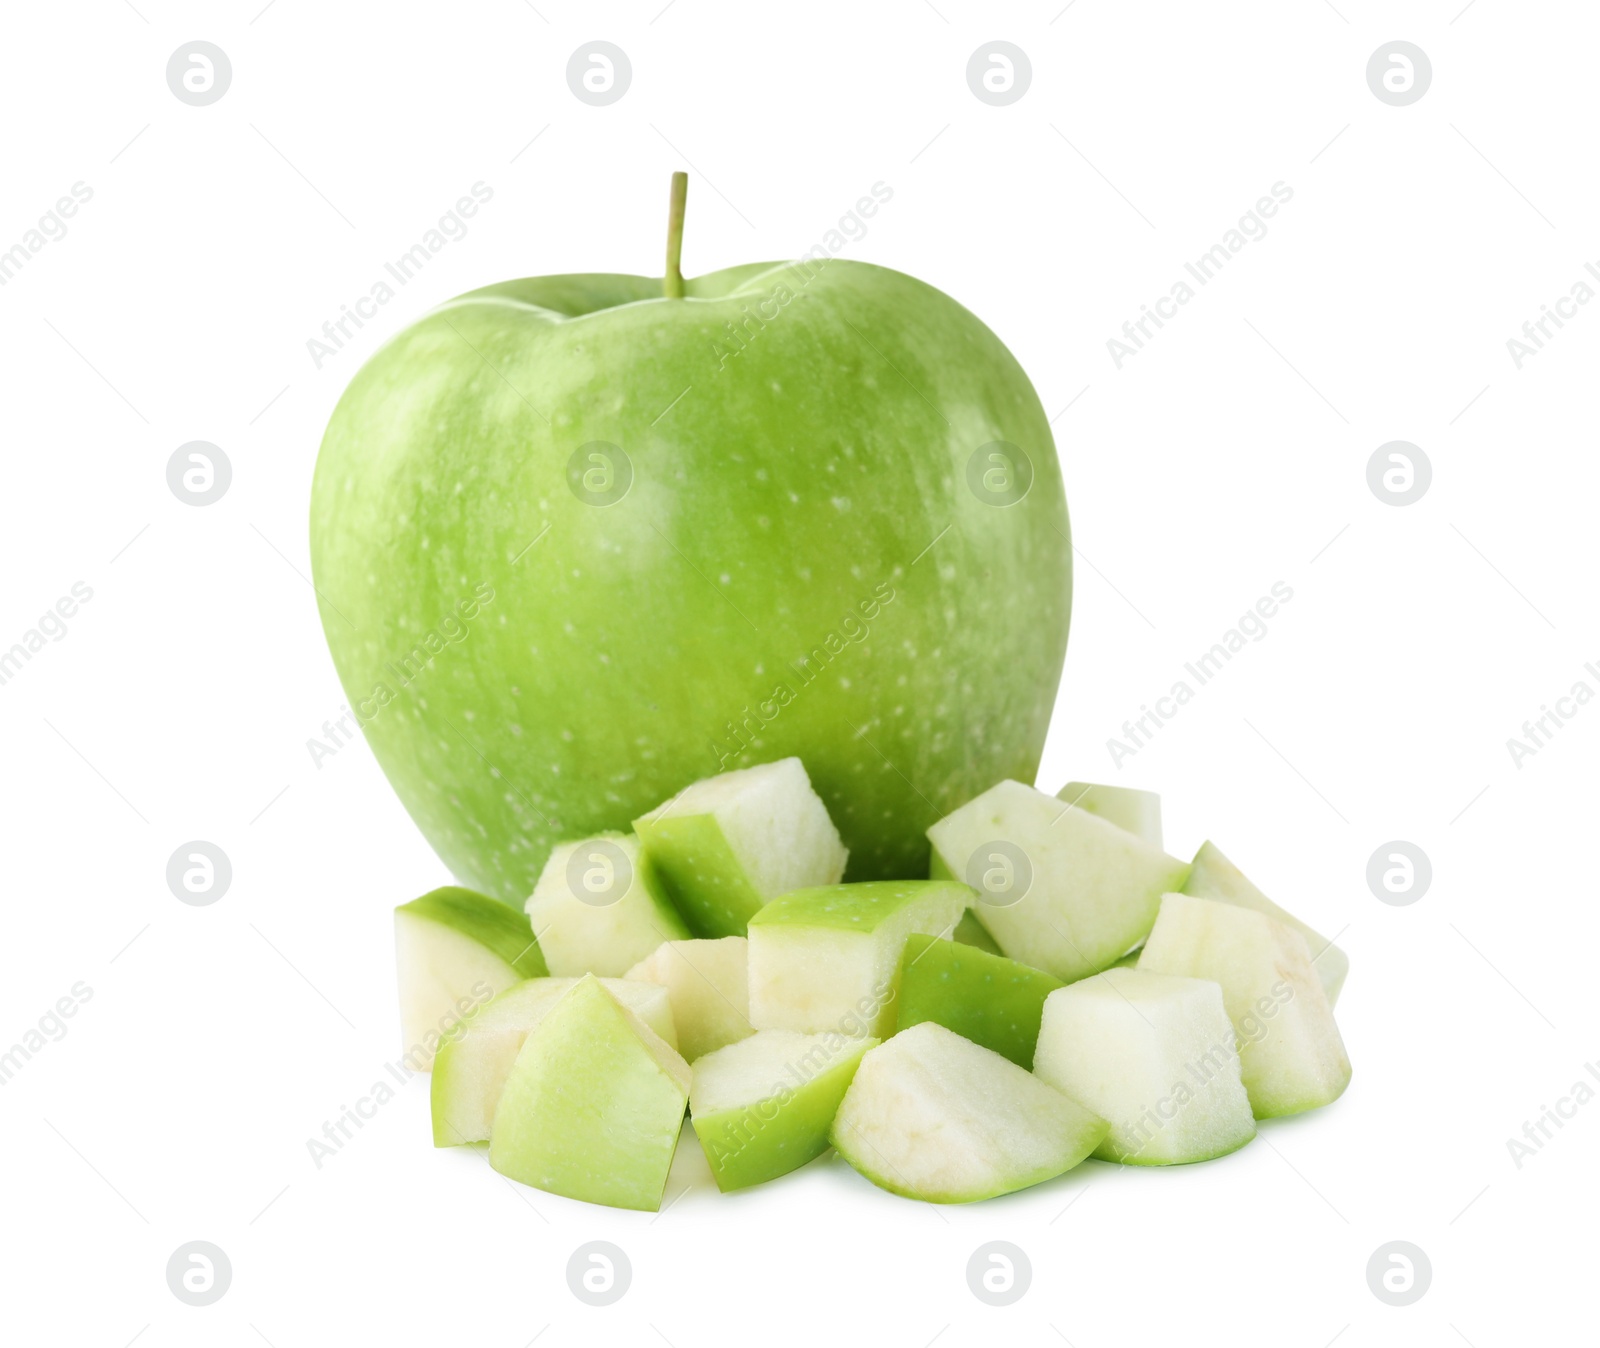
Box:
[927,780,1190,982]
[690,1030,876,1191]
[1056,781,1163,847]
[747,880,971,1037]
[895,934,1062,1068]
[395,886,547,1068]
[430,976,675,1147]
[489,976,691,1211]
[625,937,753,1061]
[1183,841,1348,1006]
[525,832,690,976]
[633,757,848,937]
[830,1022,1107,1202]
[1034,968,1255,1164]
[1138,893,1351,1118]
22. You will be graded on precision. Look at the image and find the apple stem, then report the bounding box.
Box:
[664,171,688,299]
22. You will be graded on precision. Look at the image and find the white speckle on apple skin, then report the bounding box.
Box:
[831,497,851,512]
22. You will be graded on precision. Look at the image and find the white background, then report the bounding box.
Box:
[1,1,1594,1344]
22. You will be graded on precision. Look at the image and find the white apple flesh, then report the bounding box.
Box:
[1138,893,1351,1118]
[1034,967,1255,1164]
[525,831,690,976]
[829,1021,1107,1202]
[625,936,753,1061]
[1056,780,1164,847]
[927,780,1190,981]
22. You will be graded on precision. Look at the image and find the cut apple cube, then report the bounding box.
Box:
[625,937,753,1061]
[927,780,1190,982]
[430,976,675,1147]
[1056,780,1163,847]
[1183,841,1348,1006]
[746,880,971,1037]
[829,1022,1107,1202]
[895,934,1063,1068]
[633,757,848,937]
[690,1030,876,1191]
[489,976,691,1211]
[1034,968,1255,1164]
[525,831,690,976]
[1138,893,1351,1118]
[395,886,548,1069]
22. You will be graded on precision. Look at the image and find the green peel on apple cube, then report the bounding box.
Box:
[1183,841,1348,1006]
[1138,893,1351,1118]
[1056,781,1164,847]
[525,832,690,976]
[625,937,753,1061]
[489,976,691,1211]
[895,934,1063,1068]
[747,880,971,1037]
[1034,968,1255,1164]
[633,757,848,937]
[690,1029,876,1191]
[430,976,675,1147]
[395,886,548,1068]
[830,1022,1107,1202]
[927,780,1190,982]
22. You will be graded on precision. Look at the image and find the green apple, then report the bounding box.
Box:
[1033,967,1255,1164]
[829,1022,1107,1202]
[309,178,1071,907]
[1056,780,1163,847]
[895,933,1062,1068]
[1183,841,1348,1006]
[927,780,1190,982]
[489,976,690,1210]
[525,832,689,976]
[625,936,752,1061]
[690,1029,876,1191]
[952,909,1002,954]
[431,975,676,1147]
[1138,893,1351,1118]
[746,880,971,1036]
[394,886,547,1068]
[633,757,847,937]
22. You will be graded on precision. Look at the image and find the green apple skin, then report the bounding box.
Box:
[690,1030,876,1192]
[895,933,1063,1068]
[399,887,548,976]
[488,976,690,1210]
[310,260,1071,905]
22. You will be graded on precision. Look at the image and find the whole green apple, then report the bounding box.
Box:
[310,177,1071,903]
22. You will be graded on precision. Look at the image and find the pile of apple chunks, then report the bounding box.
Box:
[396,758,1351,1210]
